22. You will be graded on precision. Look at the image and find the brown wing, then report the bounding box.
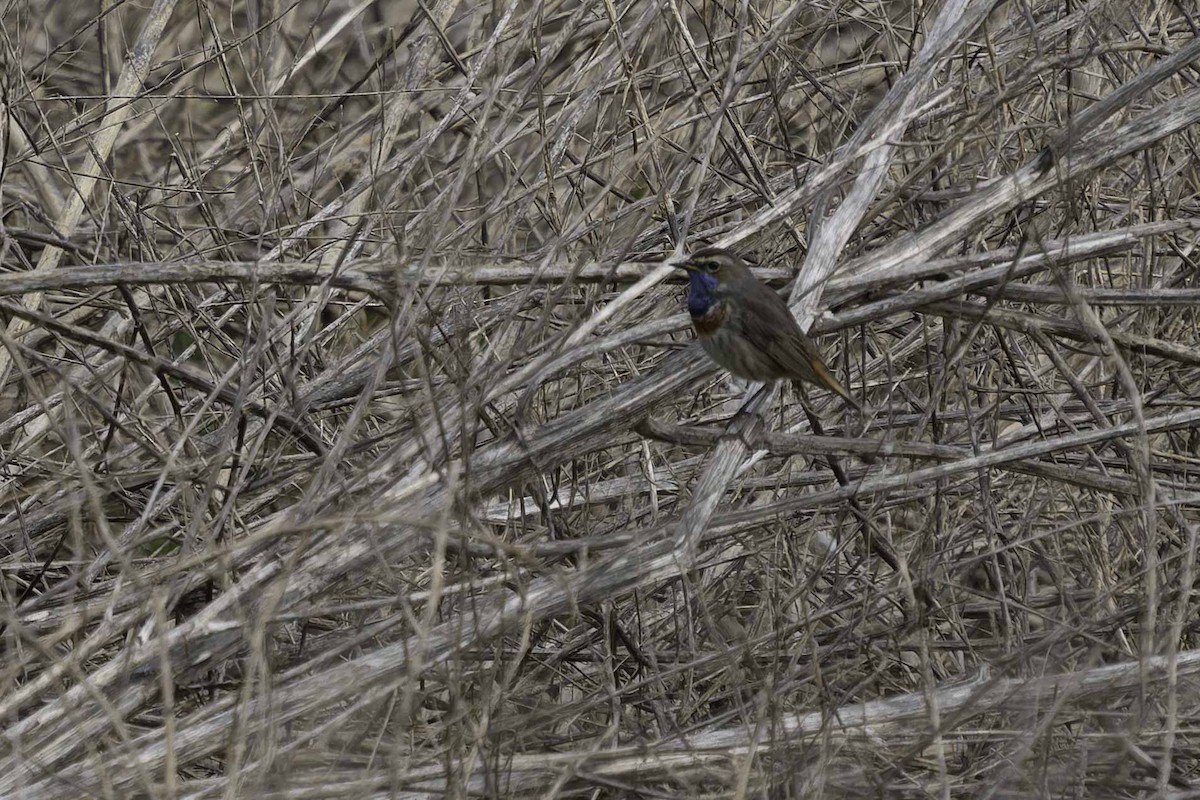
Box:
[734,283,858,406]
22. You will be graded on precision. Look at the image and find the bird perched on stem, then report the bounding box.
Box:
[677,247,860,410]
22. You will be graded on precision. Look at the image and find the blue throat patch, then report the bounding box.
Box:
[687,271,719,317]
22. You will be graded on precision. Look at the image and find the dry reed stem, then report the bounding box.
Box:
[3,1,1200,797]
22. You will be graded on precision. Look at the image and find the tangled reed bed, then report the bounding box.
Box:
[3,1,1200,796]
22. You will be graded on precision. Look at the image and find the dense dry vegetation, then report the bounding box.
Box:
[3,0,1200,796]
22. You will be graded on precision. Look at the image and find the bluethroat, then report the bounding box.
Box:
[678,247,860,410]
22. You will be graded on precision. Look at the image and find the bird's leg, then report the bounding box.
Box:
[709,381,772,427]
[721,381,773,447]
[736,381,773,419]
[793,385,905,578]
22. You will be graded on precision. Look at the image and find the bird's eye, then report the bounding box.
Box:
[704,262,720,274]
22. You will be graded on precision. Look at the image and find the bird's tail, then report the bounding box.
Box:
[792,372,876,463]
[794,361,861,412]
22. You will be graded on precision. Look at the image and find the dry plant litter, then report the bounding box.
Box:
[3,0,1200,797]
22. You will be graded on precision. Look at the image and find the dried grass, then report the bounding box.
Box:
[3,0,1200,797]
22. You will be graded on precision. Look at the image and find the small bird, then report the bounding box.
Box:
[678,246,860,410]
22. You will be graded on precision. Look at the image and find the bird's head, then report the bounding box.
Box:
[678,247,755,316]
[680,247,754,285]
